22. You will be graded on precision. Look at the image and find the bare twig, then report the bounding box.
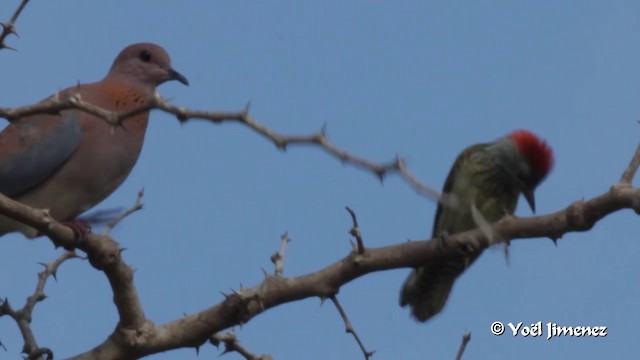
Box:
[102,189,145,235]
[330,296,375,360]
[454,331,471,360]
[26,347,53,360]
[0,251,77,359]
[210,331,273,360]
[270,232,290,276]
[171,105,442,202]
[345,207,365,254]
[620,142,640,184]
[26,252,78,315]
[0,0,30,50]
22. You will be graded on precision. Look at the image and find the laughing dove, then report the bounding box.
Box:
[0,43,188,238]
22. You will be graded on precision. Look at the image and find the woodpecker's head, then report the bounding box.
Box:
[505,129,554,212]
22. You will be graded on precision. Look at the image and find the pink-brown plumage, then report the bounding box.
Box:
[0,43,188,238]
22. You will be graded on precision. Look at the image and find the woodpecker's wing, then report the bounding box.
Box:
[431,143,487,238]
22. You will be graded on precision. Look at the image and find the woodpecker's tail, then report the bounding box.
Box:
[399,265,457,322]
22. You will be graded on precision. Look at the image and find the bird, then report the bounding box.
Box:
[0,43,189,239]
[399,129,554,322]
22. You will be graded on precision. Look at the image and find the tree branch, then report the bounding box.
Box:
[60,180,640,359]
[0,194,149,349]
[454,331,471,360]
[0,0,30,51]
[102,189,145,235]
[620,141,640,184]
[0,251,77,359]
[330,295,374,359]
[345,207,365,254]
[210,331,273,360]
[270,232,290,277]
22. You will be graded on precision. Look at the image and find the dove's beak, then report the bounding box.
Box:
[169,68,189,86]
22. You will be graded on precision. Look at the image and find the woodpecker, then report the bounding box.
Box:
[400,129,554,322]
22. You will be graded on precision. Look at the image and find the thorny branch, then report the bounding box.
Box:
[26,347,53,360]
[210,331,273,360]
[620,142,640,184]
[102,189,145,235]
[0,251,77,359]
[330,296,375,360]
[270,232,290,276]
[46,173,640,359]
[0,0,29,51]
[0,193,148,358]
[0,94,443,204]
[345,207,365,254]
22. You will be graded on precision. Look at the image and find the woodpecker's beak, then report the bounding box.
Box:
[524,189,536,213]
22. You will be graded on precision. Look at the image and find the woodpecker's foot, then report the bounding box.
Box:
[436,231,450,252]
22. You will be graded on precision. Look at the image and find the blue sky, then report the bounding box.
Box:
[1,1,638,359]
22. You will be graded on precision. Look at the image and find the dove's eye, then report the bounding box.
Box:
[139,50,151,62]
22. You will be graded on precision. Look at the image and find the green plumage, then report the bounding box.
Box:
[400,141,523,322]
